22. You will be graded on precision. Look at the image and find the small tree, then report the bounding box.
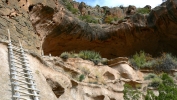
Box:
[157,73,177,100]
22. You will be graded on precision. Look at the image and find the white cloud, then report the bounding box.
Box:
[76,0,163,8]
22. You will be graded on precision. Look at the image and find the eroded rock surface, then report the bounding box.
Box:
[28,0,177,59]
[0,0,40,53]
[0,42,133,100]
[1,0,177,100]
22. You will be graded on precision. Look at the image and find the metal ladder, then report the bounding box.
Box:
[8,30,40,100]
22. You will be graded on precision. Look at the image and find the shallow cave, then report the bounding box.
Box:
[103,71,115,80]
[93,95,105,100]
[36,1,177,59]
[46,78,64,98]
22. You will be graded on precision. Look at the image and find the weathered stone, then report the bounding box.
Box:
[78,2,86,15]
[126,5,136,15]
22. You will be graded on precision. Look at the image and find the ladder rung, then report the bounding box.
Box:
[11,57,22,62]
[12,46,28,52]
[12,46,27,52]
[14,65,30,69]
[12,45,22,49]
[12,54,27,58]
[12,55,23,59]
[12,75,34,81]
[11,69,31,76]
[11,66,31,72]
[18,85,40,92]
[12,61,29,66]
[12,79,36,86]
[17,71,33,75]
[12,72,33,76]
[14,89,40,97]
[12,51,21,54]
[13,95,32,100]
[13,49,22,53]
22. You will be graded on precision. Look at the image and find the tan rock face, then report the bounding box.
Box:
[42,57,126,100]
[111,64,143,81]
[0,0,41,54]
[0,42,126,100]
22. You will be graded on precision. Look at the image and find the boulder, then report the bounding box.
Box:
[111,64,143,81]
[126,5,136,15]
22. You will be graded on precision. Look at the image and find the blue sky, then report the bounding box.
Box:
[75,0,163,8]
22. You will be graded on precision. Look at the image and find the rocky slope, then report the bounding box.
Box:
[0,0,40,53]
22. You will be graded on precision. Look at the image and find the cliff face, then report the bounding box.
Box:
[0,0,41,53]
[29,0,177,58]
[0,42,144,100]
[1,0,177,100]
[1,0,177,58]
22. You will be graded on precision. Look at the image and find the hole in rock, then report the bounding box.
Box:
[71,80,78,88]
[5,0,8,4]
[93,95,105,100]
[28,5,34,12]
[103,71,115,80]
[46,78,64,98]
[121,73,129,79]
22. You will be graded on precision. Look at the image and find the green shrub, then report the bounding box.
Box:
[141,60,157,69]
[130,51,146,69]
[79,15,98,23]
[144,73,158,80]
[78,50,101,65]
[157,73,177,100]
[60,52,70,59]
[145,73,177,99]
[137,8,150,14]
[155,53,177,72]
[104,15,123,23]
[104,15,114,23]
[148,77,162,88]
[144,73,162,88]
[60,50,103,64]
[66,2,78,14]
[145,90,157,100]
[69,51,78,58]
[130,51,157,69]
[62,0,67,2]
[123,83,141,100]
[79,74,85,82]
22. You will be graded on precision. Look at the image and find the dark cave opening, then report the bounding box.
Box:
[93,95,105,100]
[28,5,34,12]
[46,78,65,98]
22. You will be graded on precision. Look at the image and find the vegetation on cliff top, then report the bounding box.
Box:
[130,51,177,72]
[124,73,177,100]
[60,50,107,65]
[137,8,150,14]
